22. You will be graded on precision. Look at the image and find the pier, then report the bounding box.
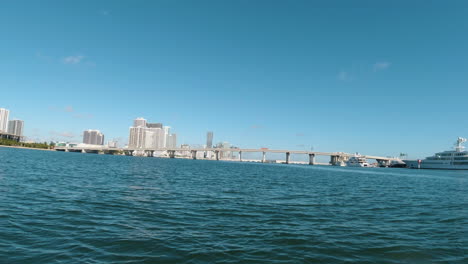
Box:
[54,146,397,166]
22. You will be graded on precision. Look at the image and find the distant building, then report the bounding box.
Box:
[107,140,118,148]
[83,130,104,145]
[0,108,10,133]
[133,117,147,128]
[163,126,170,147]
[147,123,163,129]
[7,120,24,137]
[206,131,213,148]
[180,144,190,156]
[128,126,146,148]
[128,118,177,149]
[216,142,231,159]
[166,133,177,148]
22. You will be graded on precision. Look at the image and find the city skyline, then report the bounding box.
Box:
[1,1,468,158]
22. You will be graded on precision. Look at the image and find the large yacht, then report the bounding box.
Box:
[346,154,373,167]
[405,137,468,170]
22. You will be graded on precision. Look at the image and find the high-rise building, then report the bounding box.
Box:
[128,118,177,149]
[128,126,146,148]
[166,133,177,148]
[0,108,10,133]
[163,126,171,147]
[7,120,24,137]
[206,131,213,148]
[133,117,147,127]
[147,123,163,129]
[145,128,165,149]
[83,130,105,145]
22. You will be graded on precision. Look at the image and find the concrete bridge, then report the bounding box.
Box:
[54,146,398,167]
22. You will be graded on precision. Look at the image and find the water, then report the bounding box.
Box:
[0,148,467,263]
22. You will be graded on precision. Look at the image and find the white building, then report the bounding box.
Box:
[7,120,24,137]
[133,117,147,128]
[128,118,177,149]
[166,133,177,148]
[83,130,105,145]
[107,140,118,148]
[129,126,146,149]
[0,108,10,133]
[162,126,170,147]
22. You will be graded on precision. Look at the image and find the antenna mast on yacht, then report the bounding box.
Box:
[455,137,467,152]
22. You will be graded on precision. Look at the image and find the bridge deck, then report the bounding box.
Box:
[54,146,397,161]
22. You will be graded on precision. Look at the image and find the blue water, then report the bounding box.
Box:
[0,147,467,263]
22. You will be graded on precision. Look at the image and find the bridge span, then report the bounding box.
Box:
[54,146,398,167]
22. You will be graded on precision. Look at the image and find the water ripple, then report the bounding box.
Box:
[0,148,466,263]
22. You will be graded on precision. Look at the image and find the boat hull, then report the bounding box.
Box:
[404,160,468,170]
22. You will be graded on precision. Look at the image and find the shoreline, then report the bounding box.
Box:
[0,145,54,151]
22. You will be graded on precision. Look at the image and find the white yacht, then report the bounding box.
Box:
[346,154,373,167]
[405,137,468,170]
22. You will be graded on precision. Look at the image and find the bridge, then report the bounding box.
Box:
[54,145,398,167]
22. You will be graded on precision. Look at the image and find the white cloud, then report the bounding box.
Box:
[373,61,391,72]
[63,55,84,65]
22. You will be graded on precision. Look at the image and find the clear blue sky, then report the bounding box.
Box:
[1,0,468,158]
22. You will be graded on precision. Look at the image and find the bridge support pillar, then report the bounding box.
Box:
[262,152,266,163]
[330,155,345,166]
[215,150,220,161]
[191,150,197,160]
[146,150,154,157]
[377,159,390,167]
[309,154,315,165]
[168,150,175,158]
[286,152,290,164]
[239,151,242,162]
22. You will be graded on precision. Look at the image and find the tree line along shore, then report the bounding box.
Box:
[0,138,54,150]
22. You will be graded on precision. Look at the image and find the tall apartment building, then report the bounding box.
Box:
[83,130,105,145]
[166,133,177,148]
[0,108,10,133]
[128,126,146,149]
[7,120,24,137]
[128,118,177,149]
[206,131,213,148]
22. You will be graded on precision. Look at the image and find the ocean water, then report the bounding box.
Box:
[0,147,466,264]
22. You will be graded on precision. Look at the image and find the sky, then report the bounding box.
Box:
[1,0,468,159]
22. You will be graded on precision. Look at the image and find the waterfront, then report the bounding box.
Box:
[1,148,467,263]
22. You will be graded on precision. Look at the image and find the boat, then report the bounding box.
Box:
[346,154,373,167]
[388,159,407,168]
[404,137,468,170]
